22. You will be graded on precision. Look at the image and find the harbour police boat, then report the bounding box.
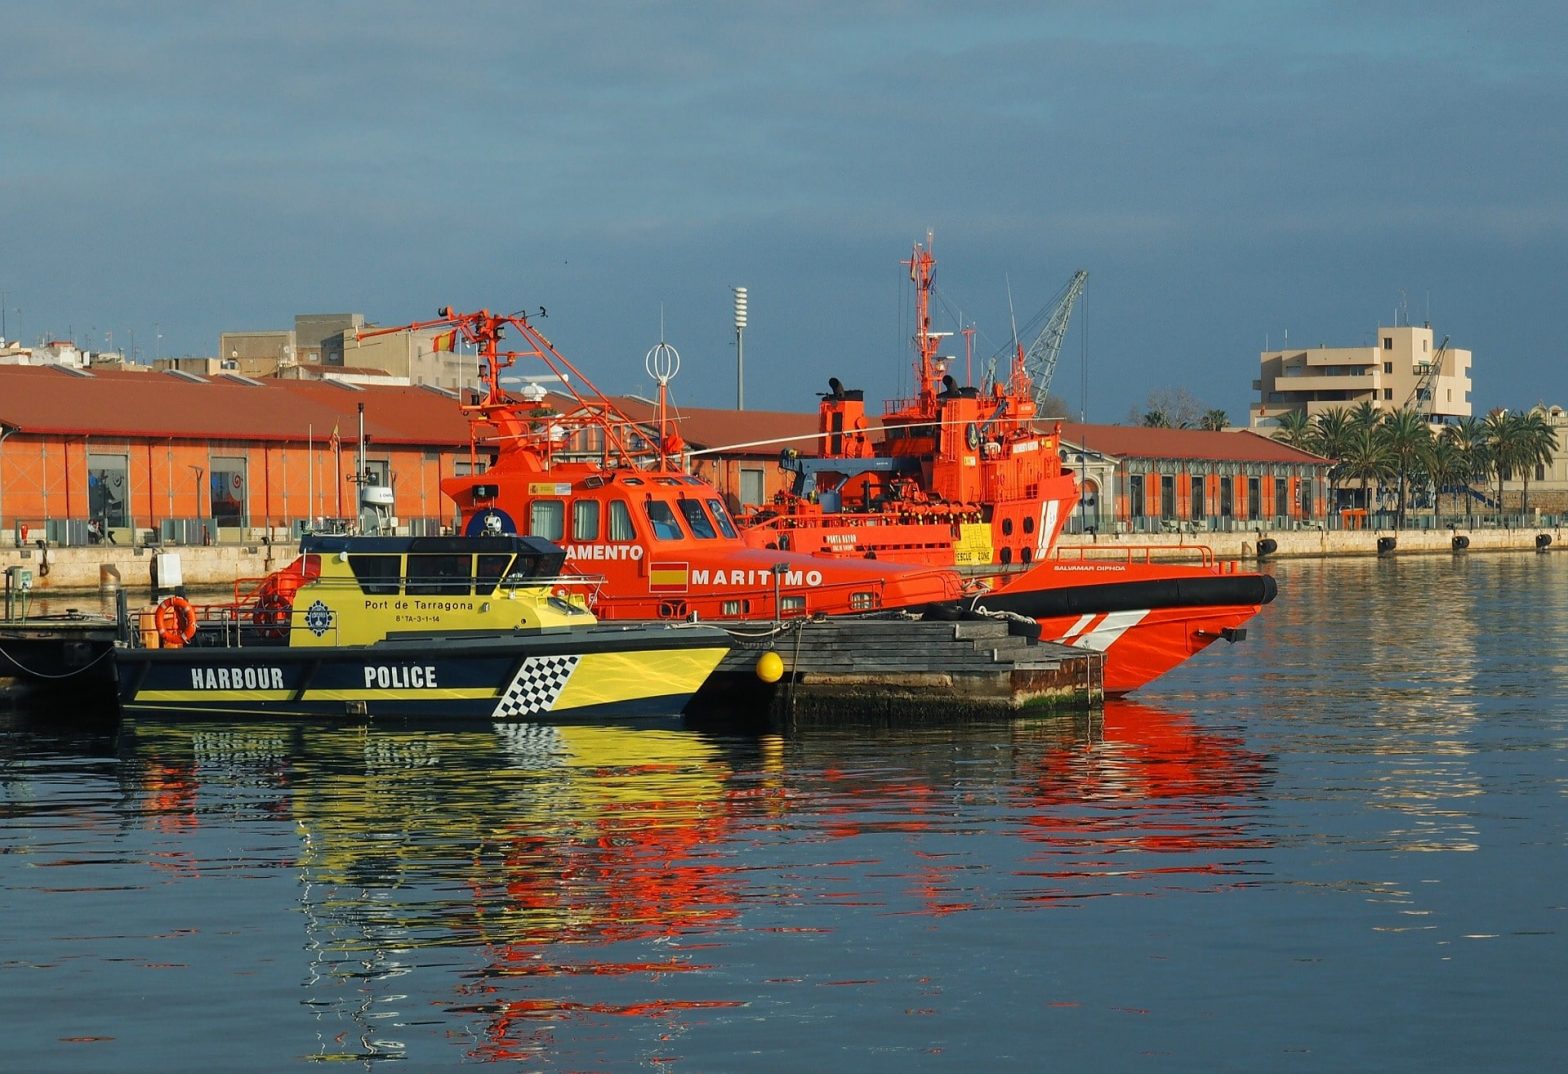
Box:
[117,533,732,722]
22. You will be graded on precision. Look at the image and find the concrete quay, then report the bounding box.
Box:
[0,522,1561,597]
[1052,523,1562,560]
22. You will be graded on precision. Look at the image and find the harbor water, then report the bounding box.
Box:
[2,554,1564,1071]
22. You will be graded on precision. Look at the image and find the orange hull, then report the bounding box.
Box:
[973,557,1276,694]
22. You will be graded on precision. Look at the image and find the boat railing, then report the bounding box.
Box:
[1050,543,1224,569]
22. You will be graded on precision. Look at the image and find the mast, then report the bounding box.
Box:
[904,234,941,409]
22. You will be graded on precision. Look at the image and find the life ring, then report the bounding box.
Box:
[156,596,199,648]
[252,593,292,640]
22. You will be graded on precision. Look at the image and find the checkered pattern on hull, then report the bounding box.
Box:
[491,654,581,720]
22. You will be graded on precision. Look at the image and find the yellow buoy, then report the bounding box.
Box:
[755,650,784,683]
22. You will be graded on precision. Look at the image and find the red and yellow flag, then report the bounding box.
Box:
[648,562,689,593]
[432,329,458,352]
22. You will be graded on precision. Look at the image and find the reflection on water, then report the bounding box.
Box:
[3,700,1268,1067]
[4,555,1566,1071]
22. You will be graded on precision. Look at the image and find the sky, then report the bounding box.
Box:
[5,1,1565,425]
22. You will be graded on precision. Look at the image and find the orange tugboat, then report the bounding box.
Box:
[371,309,966,623]
[737,237,1276,694]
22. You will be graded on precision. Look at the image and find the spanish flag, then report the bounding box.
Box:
[648,562,689,593]
[432,329,458,352]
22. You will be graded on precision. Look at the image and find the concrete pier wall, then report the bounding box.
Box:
[1,523,1560,596]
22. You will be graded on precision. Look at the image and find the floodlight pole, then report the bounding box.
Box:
[733,286,748,410]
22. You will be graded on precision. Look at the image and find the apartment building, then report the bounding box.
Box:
[1250,323,1472,430]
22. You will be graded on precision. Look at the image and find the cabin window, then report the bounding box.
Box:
[721,599,751,616]
[530,500,565,541]
[608,500,637,541]
[706,499,739,538]
[349,554,401,595]
[677,498,718,538]
[407,553,473,596]
[645,500,685,541]
[572,500,600,541]
[850,591,879,611]
[476,553,515,591]
[780,594,806,615]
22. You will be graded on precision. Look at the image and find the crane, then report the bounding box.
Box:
[1402,334,1450,416]
[984,269,1088,408]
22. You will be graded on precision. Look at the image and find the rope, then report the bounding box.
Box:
[0,642,116,679]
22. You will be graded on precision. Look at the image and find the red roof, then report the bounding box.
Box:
[0,365,472,447]
[1057,421,1330,464]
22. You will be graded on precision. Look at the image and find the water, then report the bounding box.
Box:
[3,555,1565,1072]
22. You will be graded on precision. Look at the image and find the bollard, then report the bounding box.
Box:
[1535,533,1552,551]
[1451,534,1470,551]
[1256,538,1278,557]
[1376,536,1397,554]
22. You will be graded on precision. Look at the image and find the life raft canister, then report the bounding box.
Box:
[155,595,199,648]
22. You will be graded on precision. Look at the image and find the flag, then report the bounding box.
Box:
[648,562,689,593]
[330,422,340,450]
[432,329,458,353]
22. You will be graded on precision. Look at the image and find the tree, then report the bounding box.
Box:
[1484,410,1524,513]
[1516,408,1560,513]
[1037,391,1075,419]
[1377,407,1432,529]
[1273,410,1314,451]
[1337,423,1394,512]
[1141,409,1172,427]
[1347,399,1380,430]
[1310,409,1355,509]
[1127,386,1207,428]
[1200,408,1229,432]
[1444,416,1492,514]
[1422,435,1466,516]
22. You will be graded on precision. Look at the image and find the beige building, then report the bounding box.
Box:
[1250,323,1472,430]
[214,313,471,388]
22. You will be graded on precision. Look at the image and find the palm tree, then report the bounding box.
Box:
[1515,408,1560,513]
[1347,399,1381,430]
[1484,410,1524,515]
[1377,407,1433,529]
[1422,435,1466,517]
[1273,409,1314,450]
[1337,423,1395,516]
[1200,408,1229,432]
[1142,409,1172,428]
[1444,415,1492,516]
[1311,409,1355,510]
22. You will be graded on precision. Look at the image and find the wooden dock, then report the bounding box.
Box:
[692,614,1103,722]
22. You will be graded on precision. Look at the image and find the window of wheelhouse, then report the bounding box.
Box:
[705,499,739,538]
[476,553,516,591]
[349,554,402,595]
[572,500,600,541]
[607,500,637,542]
[677,498,718,538]
[645,499,684,540]
[530,500,565,542]
[407,553,474,596]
